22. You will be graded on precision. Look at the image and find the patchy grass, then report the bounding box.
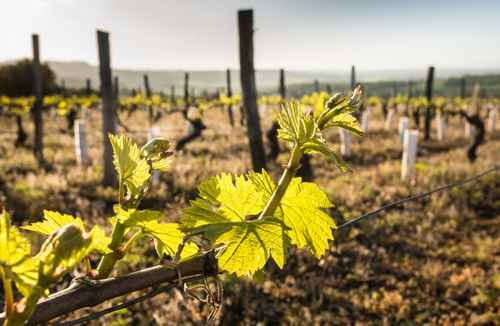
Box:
[0,103,499,325]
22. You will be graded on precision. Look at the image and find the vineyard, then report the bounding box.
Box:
[1,5,500,326]
[0,84,499,325]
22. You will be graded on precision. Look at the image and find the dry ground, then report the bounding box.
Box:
[0,103,499,326]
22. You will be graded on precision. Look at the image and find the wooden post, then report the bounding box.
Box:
[405,81,412,116]
[398,117,409,143]
[339,129,351,156]
[460,78,466,99]
[471,82,480,115]
[144,74,153,123]
[424,66,434,140]
[97,30,117,187]
[86,78,92,96]
[226,68,234,127]
[183,72,189,115]
[401,129,419,181]
[326,84,332,94]
[75,120,90,165]
[238,9,267,171]
[436,113,446,141]
[114,76,119,100]
[32,34,44,163]
[350,66,355,92]
[279,68,285,100]
[171,86,175,104]
[144,75,151,97]
[314,80,319,93]
[61,79,67,98]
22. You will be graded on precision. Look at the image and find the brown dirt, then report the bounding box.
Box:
[0,104,499,325]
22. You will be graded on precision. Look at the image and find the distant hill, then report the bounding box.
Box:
[2,59,500,97]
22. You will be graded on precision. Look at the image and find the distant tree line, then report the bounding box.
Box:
[0,59,56,97]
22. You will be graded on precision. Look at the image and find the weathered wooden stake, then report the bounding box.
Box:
[424,66,434,140]
[32,34,44,163]
[61,79,67,98]
[471,82,480,115]
[314,80,319,93]
[405,81,412,116]
[114,76,119,100]
[339,128,351,156]
[398,117,409,143]
[75,120,90,165]
[97,30,117,187]
[238,9,267,171]
[460,78,466,99]
[401,129,419,181]
[184,72,189,108]
[226,68,234,127]
[350,66,355,92]
[279,68,285,100]
[86,78,92,96]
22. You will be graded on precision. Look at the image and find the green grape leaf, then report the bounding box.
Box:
[277,101,318,148]
[248,170,337,258]
[0,261,39,298]
[324,113,368,138]
[277,101,352,173]
[23,210,113,255]
[22,210,85,235]
[90,226,113,255]
[38,223,99,288]
[197,173,265,220]
[180,174,291,277]
[0,210,40,297]
[141,137,173,172]
[301,138,353,173]
[109,133,151,197]
[151,158,171,172]
[252,269,265,285]
[181,199,290,277]
[117,208,198,259]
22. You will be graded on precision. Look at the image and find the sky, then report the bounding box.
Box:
[1,0,499,72]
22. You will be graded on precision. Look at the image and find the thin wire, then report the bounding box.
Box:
[48,165,500,325]
[53,274,210,326]
[337,165,500,230]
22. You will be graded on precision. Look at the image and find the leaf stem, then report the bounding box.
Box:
[84,257,91,274]
[123,230,142,255]
[3,277,14,318]
[259,145,302,218]
[95,220,128,279]
[4,288,44,326]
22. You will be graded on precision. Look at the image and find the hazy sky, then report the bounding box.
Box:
[1,0,499,71]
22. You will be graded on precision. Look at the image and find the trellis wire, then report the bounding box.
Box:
[53,164,500,325]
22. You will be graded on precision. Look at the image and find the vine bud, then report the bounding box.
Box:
[87,269,100,279]
[325,93,342,109]
[114,245,126,260]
